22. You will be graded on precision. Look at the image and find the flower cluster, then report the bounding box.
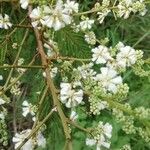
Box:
[117,0,147,19]
[22,100,36,121]
[17,58,26,74]
[84,31,96,45]
[29,0,79,31]
[10,77,21,96]
[20,0,29,9]
[60,82,83,108]
[86,121,112,150]
[0,14,12,29]
[92,42,142,72]
[94,0,147,23]
[13,129,46,149]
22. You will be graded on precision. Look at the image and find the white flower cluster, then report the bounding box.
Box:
[84,31,96,45]
[60,82,83,108]
[90,42,141,93]
[92,45,112,64]
[96,0,111,24]
[86,121,112,150]
[0,14,12,29]
[91,0,148,24]
[29,0,79,31]
[89,97,108,115]
[22,100,36,121]
[79,17,95,31]
[10,77,21,96]
[95,67,122,93]
[17,58,26,74]
[77,63,96,79]
[20,0,29,9]
[117,0,147,19]
[60,41,140,109]
[13,129,46,150]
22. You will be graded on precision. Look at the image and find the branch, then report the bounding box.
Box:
[28,5,72,149]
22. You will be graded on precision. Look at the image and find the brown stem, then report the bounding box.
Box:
[28,5,72,149]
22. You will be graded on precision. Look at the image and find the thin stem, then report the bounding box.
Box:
[67,119,90,133]
[0,53,38,95]
[33,86,49,128]
[0,16,27,46]
[133,30,150,48]
[29,4,72,148]
[73,7,116,16]
[12,24,32,28]
[3,29,29,90]
[13,95,17,133]
[0,65,44,69]
[49,56,91,63]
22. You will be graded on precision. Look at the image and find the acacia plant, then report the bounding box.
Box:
[0,0,150,150]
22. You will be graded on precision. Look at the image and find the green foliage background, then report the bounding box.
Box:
[0,0,150,150]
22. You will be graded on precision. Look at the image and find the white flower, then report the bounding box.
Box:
[12,129,33,150]
[0,14,12,29]
[115,41,125,50]
[97,9,110,24]
[20,0,29,9]
[116,46,137,68]
[30,7,45,28]
[98,122,112,139]
[0,75,3,80]
[17,58,26,73]
[92,45,112,64]
[22,101,35,119]
[43,67,58,78]
[36,132,46,148]
[60,83,83,108]
[86,138,96,146]
[86,136,109,150]
[77,63,96,79]
[64,0,79,14]
[86,135,110,150]
[95,67,122,93]
[44,0,72,31]
[117,1,133,19]
[70,111,78,121]
[84,31,96,45]
[13,130,46,150]
[79,17,94,31]
[86,122,112,150]
[97,101,108,111]
[0,97,6,105]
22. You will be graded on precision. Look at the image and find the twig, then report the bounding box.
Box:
[0,53,39,95]
[3,29,29,90]
[67,119,90,133]
[0,65,44,69]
